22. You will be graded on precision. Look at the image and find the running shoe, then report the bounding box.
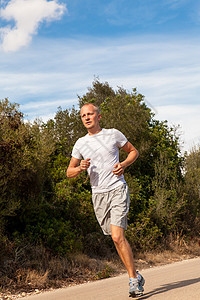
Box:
[129,277,144,297]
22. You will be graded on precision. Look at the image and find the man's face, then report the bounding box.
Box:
[81,104,101,130]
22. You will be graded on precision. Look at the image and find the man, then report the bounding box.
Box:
[67,103,145,297]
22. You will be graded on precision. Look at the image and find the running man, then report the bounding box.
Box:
[67,103,145,297]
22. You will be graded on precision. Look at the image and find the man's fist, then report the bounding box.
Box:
[80,158,91,171]
[113,163,125,176]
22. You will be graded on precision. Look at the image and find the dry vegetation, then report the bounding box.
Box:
[0,237,199,300]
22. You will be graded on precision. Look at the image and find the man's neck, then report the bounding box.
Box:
[88,127,102,135]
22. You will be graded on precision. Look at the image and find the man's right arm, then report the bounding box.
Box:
[67,157,90,178]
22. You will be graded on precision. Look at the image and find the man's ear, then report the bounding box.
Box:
[98,114,101,121]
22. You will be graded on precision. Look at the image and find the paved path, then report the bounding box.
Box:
[23,257,200,299]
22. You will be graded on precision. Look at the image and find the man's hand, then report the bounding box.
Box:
[113,142,139,177]
[113,163,125,176]
[80,158,91,171]
[67,157,90,178]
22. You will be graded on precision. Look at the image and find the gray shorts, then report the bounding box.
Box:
[92,183,129,235]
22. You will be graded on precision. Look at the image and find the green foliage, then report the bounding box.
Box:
[95,264,114,280]
[0,98,56,252]
[148,152,185,233]
[24,218,79,255]
[125,174,147,220]
[0,99,28,239]
[180,147,200,234]
[79,80,152,153]
[49,154,99,238]
[9,153,97,255]
[126,214,163,251]
[49,106,85,157]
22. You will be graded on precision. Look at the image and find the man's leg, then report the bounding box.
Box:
[111,224,137,278]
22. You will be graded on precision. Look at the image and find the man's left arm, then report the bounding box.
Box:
[113,141,139,176]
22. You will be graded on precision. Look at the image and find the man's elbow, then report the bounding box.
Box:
[66,168,72,178]
[135,149,139,158]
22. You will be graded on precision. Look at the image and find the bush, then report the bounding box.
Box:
[126,214,163,251]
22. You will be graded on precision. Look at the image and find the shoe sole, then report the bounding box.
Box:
[129,292,143,298]
[129,288,144,298]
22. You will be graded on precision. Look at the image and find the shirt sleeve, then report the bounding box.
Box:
[114,129,128,148]
[71,140,83,160]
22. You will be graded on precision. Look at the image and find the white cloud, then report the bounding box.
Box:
[21,98,75,121]
[0,0,66,52]
[21,98,75,110]
[0,34,200,152]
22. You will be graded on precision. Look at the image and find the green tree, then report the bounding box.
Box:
[0,99,55,245]
[48,106,85,157]
[181,147,200,235]
[0,99,27,238]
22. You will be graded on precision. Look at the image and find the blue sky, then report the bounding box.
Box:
[0,0,200,152]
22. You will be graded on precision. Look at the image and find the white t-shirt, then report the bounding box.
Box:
[71,128,128,193]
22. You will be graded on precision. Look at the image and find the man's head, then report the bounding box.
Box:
[80,103,101,133]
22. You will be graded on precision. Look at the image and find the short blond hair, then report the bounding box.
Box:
[80,103,100,114]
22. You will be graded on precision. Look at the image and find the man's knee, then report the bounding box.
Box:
[111,227,125,245]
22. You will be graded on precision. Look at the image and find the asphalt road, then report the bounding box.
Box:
[23,257,200,300]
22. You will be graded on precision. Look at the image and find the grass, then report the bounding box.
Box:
[0,237,200,299]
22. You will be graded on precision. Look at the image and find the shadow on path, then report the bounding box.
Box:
[138,277,200,299]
